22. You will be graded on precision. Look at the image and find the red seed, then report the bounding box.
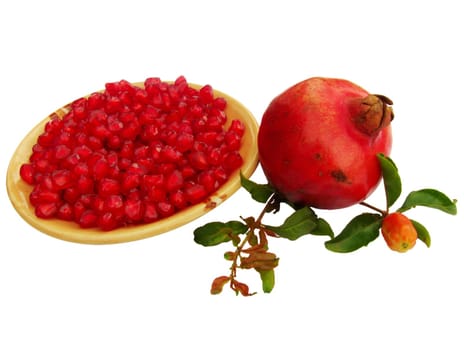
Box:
[63,187,80,204]
[98,178,120,197]
[92,158,109,180]
[157,201,175,217]
[76,175,93,194]
[165,170,183,192]
[37,190,60,203]
[124,198,144,221]
[54,145,71,160]
[213,97,227,110]
[57,203,74,221]
[51,169,73,190]
[104,194,124,215]
[79,210,98,228]
[160,146,182,163]
[170,190,187,209]
[224,151,243,172]
[189,151,209,170]
[20,163,35,185]
[35,202,58,218]
[73,201,86,220]
[121,172,141,193]
[198,170,218,193]
[185,183,207,204]
[225,131,242,151]
[87,92,106,110]
[98,212,119,231]
[143,202,159,223]
[229,119,245,136]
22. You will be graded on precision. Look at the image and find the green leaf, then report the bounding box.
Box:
[240,172,275,203]
[377,153,402,208]
[193,220,248,247]
[397,189,458,215]
[325,213,383,253]
[264,207,318,241]
[312,217,335,239]
[410,219,431,248]
[257,269,275,293]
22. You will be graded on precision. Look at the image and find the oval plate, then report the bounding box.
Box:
[6,82,259,244]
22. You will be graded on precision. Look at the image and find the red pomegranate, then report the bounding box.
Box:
[258,77,393,209]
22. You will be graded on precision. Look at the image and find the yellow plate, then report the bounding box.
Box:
[6,82,259,244]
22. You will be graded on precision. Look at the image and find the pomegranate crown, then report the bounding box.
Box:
[352,94,394,135]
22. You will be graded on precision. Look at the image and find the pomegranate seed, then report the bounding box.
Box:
[134,88,148,104]
[19,76,245,230]
[76,176,94,194]
[92,158,109,180]
[73,201,86,220]
[229,119,245,136]
[213,167,228,184]
[54,145,71,160]
[98,178,120,197]
[57,203,74,221]
[62,153,80,169]
[57,131,73,147]
[207,148,222,166]
[224,151,243,172]
[170,190,187,209]
[189,151,209,170]
[79,210,98,228]
[87,92,106,110]
[20,163,34,185]
[185,183,207,204]
[181,165,196,179]
[157,201,175,217]
[104,194,124,215]
[75,145,92,159]
[213,97,227,110]
[63,187,80,204]
[198,170,218,192]
[165,170,183,192]
[37,190,60,203]
[125,198,144,221]
[51,169,73,190]
[175,132,194,152]
[37,131,55,147]
[160,146,182,163]
[35,202,58,218]
[199,85,214,104]
[87,135,103,150]
[143,202,159,223]
[121,172,141,193]
[225,131,242,151]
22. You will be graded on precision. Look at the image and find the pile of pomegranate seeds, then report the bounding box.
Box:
[19,76,245,231]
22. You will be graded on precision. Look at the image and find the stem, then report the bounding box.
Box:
[228,194,278,289]
[359,201,387,216]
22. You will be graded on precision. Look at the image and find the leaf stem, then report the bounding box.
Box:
[359,201,387,216]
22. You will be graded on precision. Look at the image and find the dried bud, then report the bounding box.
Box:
[231,280,254,296]
[210,276,230,295]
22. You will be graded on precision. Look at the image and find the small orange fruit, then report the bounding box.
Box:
[381,212,418,252]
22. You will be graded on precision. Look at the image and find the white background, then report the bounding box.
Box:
[1,1,463,349]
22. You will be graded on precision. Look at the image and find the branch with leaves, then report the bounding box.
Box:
[194,154,457,296]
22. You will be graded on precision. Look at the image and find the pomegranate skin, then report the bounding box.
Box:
[258,77,393,209]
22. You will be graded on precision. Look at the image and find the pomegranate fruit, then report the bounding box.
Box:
[258,77,393,209]
[381,212,417,252]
